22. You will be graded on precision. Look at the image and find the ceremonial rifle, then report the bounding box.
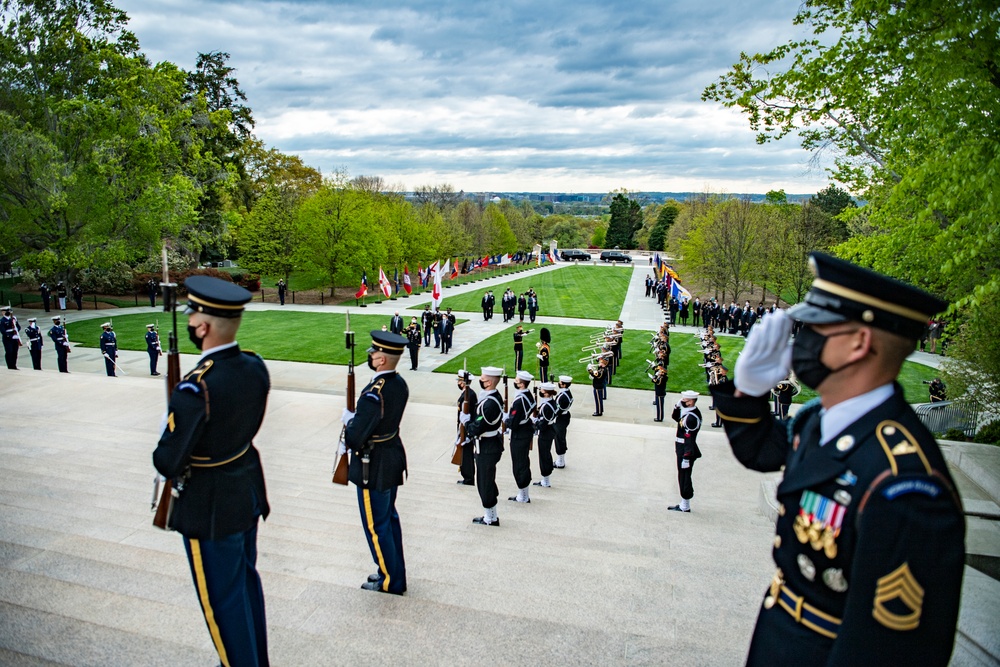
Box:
[332,311,354,485]
[530,385,538,450]
[152,246,182,530]
[501,368,509,435]
[451,359,468,466]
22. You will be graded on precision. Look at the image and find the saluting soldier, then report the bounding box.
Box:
[48,316,70,372]
[668,390,702,512]
[712,253,965,666]
[153,276,271,666]
[513,324,534,371]
[506,370,536,503]
[466,366,505,526]
[99,322,117,377]
[341,330,410,595]
[532,382,559,488]
[40,282,51,312]
[276,279,286,306]
[589,356,607,416]
[72,284,83,310]
[25,318,43,370]
[405,317,422,370]
[0,306,21,370]
[455,370,477,486]
[146,324,162,376]
[553,375,573,468]
[536,327,551,383]
[147,278,158,307]
[56,281,67,310]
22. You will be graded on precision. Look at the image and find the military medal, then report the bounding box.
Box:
[836,470,858,486]
[797,554,816,581]
[794,513,810,543]
[823,568,849,593]
[822,527,838,559]
[834,489,852,506]
[797,490,846,554]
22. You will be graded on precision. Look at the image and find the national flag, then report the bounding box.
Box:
[378,266,391,298]
[432,260,443,308]
[402,265,413,294]
[461,258,469,274]
[672,281,693,301]
[393,267,400,294]
[450,259,459,280]
[354,271,368,299]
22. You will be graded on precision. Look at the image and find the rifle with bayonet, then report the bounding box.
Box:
[152,246,182,530]
[452,359,469,466]
[332,311,354,485]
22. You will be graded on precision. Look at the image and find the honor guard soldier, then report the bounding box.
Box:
[668,390,702,512]
[340,330,410,595]
[40,282,51,312]
[153,275,271,667]
[506,370,536,503]
[466,366,505,526]
[532,382,559,488]
[405,317,422,370]
[146,324,162,376]
[147,278,158,307]
[25,318,43,370]
[589,356,607,416]
[276,279,286,306]
[513,325,533,371]
[56,281,67,310]
[72,284,83,310]
[652,363,668,421]
[1,306,21,369]
[711,253,965,666]
[553,375,573,468]
[99,322,118,376]
[48,316,70,372]
[456,370,476,485]
[536,327,551,383]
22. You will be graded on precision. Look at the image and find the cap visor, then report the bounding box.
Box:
[787,302,848,325]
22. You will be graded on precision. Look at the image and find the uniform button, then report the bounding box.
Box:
[774,535,781,548]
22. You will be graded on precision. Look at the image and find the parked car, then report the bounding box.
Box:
[600,250,632,263]
[561,249,592,261]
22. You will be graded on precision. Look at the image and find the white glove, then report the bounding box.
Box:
[674,400,683,409]
[341,407,355,426]
[681,459,691,469]
[501,411,510,423]
[103,352,110,359]
[734,309,793,397]
[459,411,471,424]
[337,441,347,456]
[537,354,544,360]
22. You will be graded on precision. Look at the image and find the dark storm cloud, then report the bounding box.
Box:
[115,0,826,192]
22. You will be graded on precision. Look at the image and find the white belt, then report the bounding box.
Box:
[676,437,685,444]
[481,429,501,438]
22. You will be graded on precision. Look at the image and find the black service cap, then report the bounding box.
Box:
[184,275,252,318]
[369,330,407,355]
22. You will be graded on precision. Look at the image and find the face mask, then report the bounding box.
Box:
[479,380,489,390]
[187,324,204,350]
[791,327,857,390]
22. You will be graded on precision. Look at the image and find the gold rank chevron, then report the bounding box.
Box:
[873,562,924,631]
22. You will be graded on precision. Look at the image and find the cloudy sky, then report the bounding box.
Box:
[118,0,828,194]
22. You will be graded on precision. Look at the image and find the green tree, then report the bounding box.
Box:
[605,193,643,248]
[237,187,299,282]
[590,222,607,248]
[811,184,856,217]
[648,202,679,253]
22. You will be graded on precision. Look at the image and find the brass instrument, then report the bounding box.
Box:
[579,350,614,364]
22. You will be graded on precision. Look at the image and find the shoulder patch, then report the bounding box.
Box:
[876,420,932,475]
[881,478,943,501]
[176,381,202,394]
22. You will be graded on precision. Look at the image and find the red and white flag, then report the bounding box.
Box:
[403,265,412,294]
[354,271,368,299]
[431,260,443,308]
[378,266,391,298]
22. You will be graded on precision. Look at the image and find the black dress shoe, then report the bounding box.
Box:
[368,573,380,583]
[532,481,551,488]
[457,480,474,485]
[553,464,565,469]
[361,581,403,595]
[653,418,663,422]
[592,412,602,417]
[151,372,161,376]
[667,505,691,513]
[472,516,500,526]
[507,496,530,503]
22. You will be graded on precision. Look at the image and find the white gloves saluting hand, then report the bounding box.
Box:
[734,309,794,397]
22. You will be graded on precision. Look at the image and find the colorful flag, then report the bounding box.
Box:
[461,258,469,274]
[403,265,413,294]
[354,271,368,299]
[450,259,459,280]
[432,260,443,308]
[378,267,391,298]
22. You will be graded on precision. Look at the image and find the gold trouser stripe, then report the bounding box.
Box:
[715,408,762,424]
[363,489,391,592]
[190,539,231,667]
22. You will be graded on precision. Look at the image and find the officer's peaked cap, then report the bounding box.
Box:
[370,330,406,355]
[788,253,947,339]
[184,276,252,318]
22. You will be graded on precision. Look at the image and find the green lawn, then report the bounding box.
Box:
[69,311,464,364]
[413,265,632,320]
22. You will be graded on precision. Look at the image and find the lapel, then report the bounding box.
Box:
[778,385,906,496]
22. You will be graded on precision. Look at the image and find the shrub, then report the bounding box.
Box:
[940,428,968,442]
[973,420,1000,446]
[80,262,135,295]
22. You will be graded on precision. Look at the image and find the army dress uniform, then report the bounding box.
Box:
[99,324,117,376]
[153,277,271,667]
[513,327,530,371]
[711,253,964,666]
[553,376,573,468]
[25,319,43,370]
[145,325,162,376]
[344,331,410,595]
[48,317,70,372]
[505,371,536,502]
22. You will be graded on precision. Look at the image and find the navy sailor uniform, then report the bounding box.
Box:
[506,389,535,490]
[467,389,505,509]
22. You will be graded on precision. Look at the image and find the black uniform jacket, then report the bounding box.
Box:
[154,346,271,540]
[711,381,965,665]
[506,390,535,438]
[591,366,607,387]
[468,389,504,453]
[671,405,702,459]
[346,371,409,491]
[555,389,573,425]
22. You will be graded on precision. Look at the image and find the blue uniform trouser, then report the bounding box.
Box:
[655,394,664,420]
[55,347,68,372]
[183,520,268,667]
[148,349,159,374]
[593,386,604,414]
[357,485,407,594]
[103,352,116,376]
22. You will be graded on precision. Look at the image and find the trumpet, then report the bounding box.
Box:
[578,350,614,364]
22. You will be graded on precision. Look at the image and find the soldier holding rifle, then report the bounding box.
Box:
[553,375,573,468]
[455,370,476,486]
[99,322,117,377]
[467,366,505,526]
[25,318,42,370]
[505,370,536,503]
[341,330,410,595]
[145,323,162,376]
[48,316,69,372]
[533,382,559,488]
[153,275,271,667]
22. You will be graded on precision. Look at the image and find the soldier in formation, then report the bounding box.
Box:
[1,306,21,369]
[99,322,118,377]
[467,366,505,526]
[553,375,573,469]
[25,317,43,370]
[48,316,70,372]
[146,324,162,376]
[455,370,476,486]
[505,370,536,503]
[533,381,559,489]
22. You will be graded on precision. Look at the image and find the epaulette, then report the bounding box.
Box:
[874,420,931,476]
[242,349,264,361]
[362,378,386,403]
[184,359,214,383]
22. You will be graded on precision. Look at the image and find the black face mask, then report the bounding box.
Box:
[791,326,858,390]
[187,324,204,351]
[367,352,378,372]
[479,380,489,390]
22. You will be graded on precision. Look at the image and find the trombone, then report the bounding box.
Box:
[578,350,614,364]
